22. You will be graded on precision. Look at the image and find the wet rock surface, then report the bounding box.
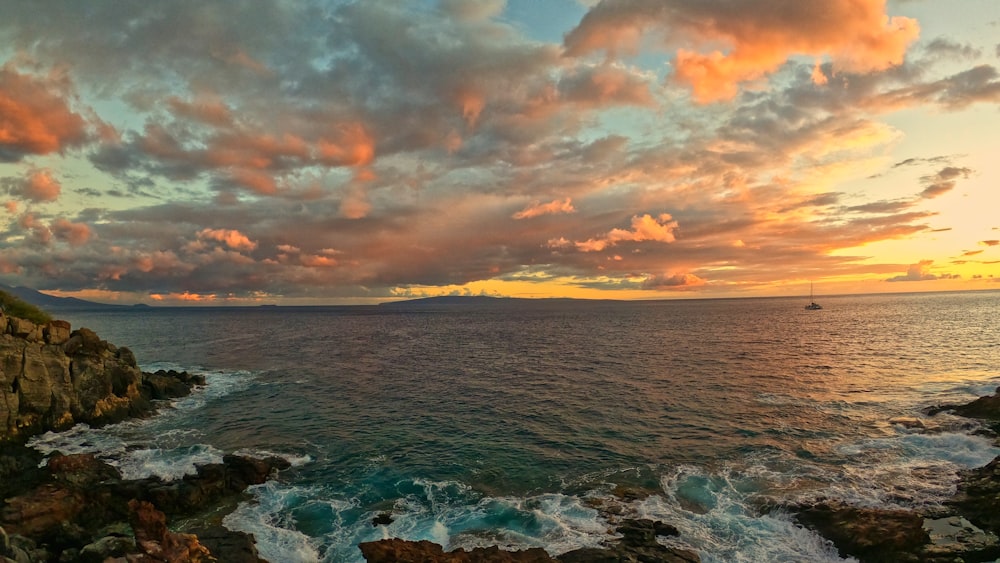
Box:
[788,388,1000,562]
[359,518,701,563]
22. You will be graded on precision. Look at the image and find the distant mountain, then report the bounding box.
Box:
[0,284,128,310]
[378,295,619,307]
[378,295,509,307]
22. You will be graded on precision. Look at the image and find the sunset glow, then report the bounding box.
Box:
[1,0,998,305]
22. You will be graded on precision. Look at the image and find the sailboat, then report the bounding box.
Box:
[805,283,822,310]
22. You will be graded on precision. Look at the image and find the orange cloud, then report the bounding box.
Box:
[560,64,655,108]
[317,123,375,167]
[0,65,89,159]
[50,217,91,246]
[150,291,217,302]
[17,169,62,202]
[300,254,338,268]
[565,0,920,103]
[571,213,679,252]
[229,168,277,195]
[166,95,234,127]
[197,228,258,251]
[512,198,576,219]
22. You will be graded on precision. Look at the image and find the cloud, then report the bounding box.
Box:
[564,0,920,102]
[981,240,999,247]
[196,228,258,252]
[0,65,90,161]
[513,198,576,219]
[439,0,506,22]
[50,217,91,246]
[0,1,992,302]
[885,259,959,282]
[919,166,971,199]
[641,272,706,290]
[6,169,62,202]
[567,213,679,252]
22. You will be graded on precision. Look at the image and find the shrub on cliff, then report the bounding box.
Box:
[0,290,52,325]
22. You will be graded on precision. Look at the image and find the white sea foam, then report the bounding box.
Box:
[223,481,322,562]
[227,477,620,563]
[233,448,314,468]
[826,430,1000,508]
[627,465,856,563]
[27,366,259,481]
[115,444,225,481]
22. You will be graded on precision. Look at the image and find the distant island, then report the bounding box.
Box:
[378,295,623,307]
[0,283,133,311]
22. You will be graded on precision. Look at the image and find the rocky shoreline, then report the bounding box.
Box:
[0,311,289,562]
[356,391,1000,563]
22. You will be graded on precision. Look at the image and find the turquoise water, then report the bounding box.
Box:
[30,291,1000,562]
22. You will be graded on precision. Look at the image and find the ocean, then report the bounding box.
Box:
[28,291,1000,562]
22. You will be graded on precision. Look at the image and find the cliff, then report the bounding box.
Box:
[0,310,154,444]
[0,308,286,561]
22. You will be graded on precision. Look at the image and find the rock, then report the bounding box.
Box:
[0,527,38,563]
[372,512,394,526]
[142,371,193,400]
[949,455,1000,535]
[358,519,700,563]
[1,321,151,443]
[188,525,266,563]
[0,484,87,540]
[47,452,122,486]
[359,538,556,562]
[926,387,1000,421]
[141,369,207,401]
[558,519,699,563]
[7,318,35,340]
[128,499,214,562]
[0,444,45,500]
[793,501,929,562]
[951,389,1000,421]
[43,320,71,346]
[921,516,1000,562]
[78,534,136,563]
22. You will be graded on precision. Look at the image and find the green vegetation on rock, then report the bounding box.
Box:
[0,290,52,325]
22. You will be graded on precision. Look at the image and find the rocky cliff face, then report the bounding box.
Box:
[0,311,150,444]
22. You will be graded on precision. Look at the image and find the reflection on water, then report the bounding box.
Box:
[51,291,1000,562]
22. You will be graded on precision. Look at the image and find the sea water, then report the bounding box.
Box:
[29,291,1000,562]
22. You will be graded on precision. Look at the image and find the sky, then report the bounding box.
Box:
[1,0,998,306]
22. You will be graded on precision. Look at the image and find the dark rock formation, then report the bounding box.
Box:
[358,518,700,563]
[0,310,212,445]
[359,538,555,562]
[925,387,1000,423]
[0,452,286,562]
[129,499,215,562]
[559,519,699,563]
[949,456,1000,536]
[0,310,283,561]
[793,501,929,562]
[0,313,151,443]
